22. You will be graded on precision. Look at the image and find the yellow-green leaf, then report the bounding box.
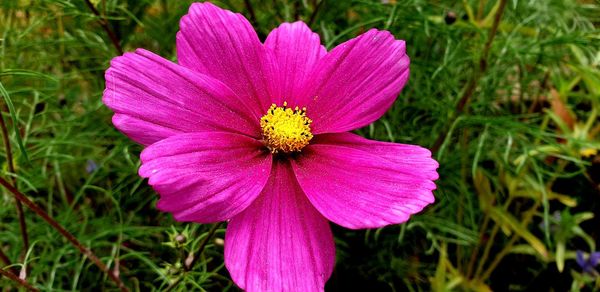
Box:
[489,207,549,259]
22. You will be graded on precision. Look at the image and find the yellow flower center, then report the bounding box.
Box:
[260,102,313,153]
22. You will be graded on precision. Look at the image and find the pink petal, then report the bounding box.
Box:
[176,2,275,118]
[313,132,439,180]
[138,132,272,223]
[111,114,179,145]
[225,161,335,292]
[299,29,410,134]
[292,133,438,229]
[264,21,326,106]
[104,49,260,146]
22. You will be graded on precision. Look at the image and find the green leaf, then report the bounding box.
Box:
[489,207,549,259]
[556,240,565,272]
[0,81,30,163]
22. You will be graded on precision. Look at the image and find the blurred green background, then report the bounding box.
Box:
[0,0,599,290]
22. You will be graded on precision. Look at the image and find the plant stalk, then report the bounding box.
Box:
[0,105,29,271]
[0,248,18,275]
[243,0,258,27]
[431,0,508,152]
[83,0,123,54]
[0,177,129,291]
[0,267,38,291]
[308,0,325,27]
[164,223,222,292]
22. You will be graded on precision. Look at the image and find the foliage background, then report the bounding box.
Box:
[0,0,599,290]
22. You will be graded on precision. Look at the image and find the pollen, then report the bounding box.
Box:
[260,102,313,153]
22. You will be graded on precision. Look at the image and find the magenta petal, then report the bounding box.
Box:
[313,132,439,180]
[264,21,326,106]
[300,29,410,134]
[176,2,275,118]
[138,132,272,223]
[104,49,260,146]
[225,161,335,292]
[111,114,179,146]
[292,133,438,229]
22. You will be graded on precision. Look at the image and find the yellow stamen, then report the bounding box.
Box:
[260,102,313,153]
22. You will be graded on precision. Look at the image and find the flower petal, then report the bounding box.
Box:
[176,2,275,118]
[225,161,335,292]
[299,29,410,134]
[104,49,260,146]
[292,133,438,229]
[576,250,586,268]
[264,21,326,106]
[111,114,179,146]
[139,132,271,223]
[590,252,600,267]
[312,132,439,180]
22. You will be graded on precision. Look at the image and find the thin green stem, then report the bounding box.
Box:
[243,0,258,27]
[480,201,540,280]
[164,223,222,292]
[480,234,519,280]
[0,249,10,266]
[465,212,491,278]
[473,197,514,279]
[185,223,223,271]
[477,0,487,21]
[0,177,129,291]
[456,128,470,271]
[0,247,19,276]
[0,104,30,270]
[83,0,123,54]
[308,0,325,27]
[473,223,500,278]
[431,0,508,152]
[0,267,38,291]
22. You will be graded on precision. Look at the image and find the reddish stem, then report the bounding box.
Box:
[431,0,508,153]
[0,267,38,291]
[83,0,123,54]
[0,177,129,291]
[0,105,30,271]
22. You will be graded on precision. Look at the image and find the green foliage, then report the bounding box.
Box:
[0,0,599,290]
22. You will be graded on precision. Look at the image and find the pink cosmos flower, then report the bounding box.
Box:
[103,2,438,291]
